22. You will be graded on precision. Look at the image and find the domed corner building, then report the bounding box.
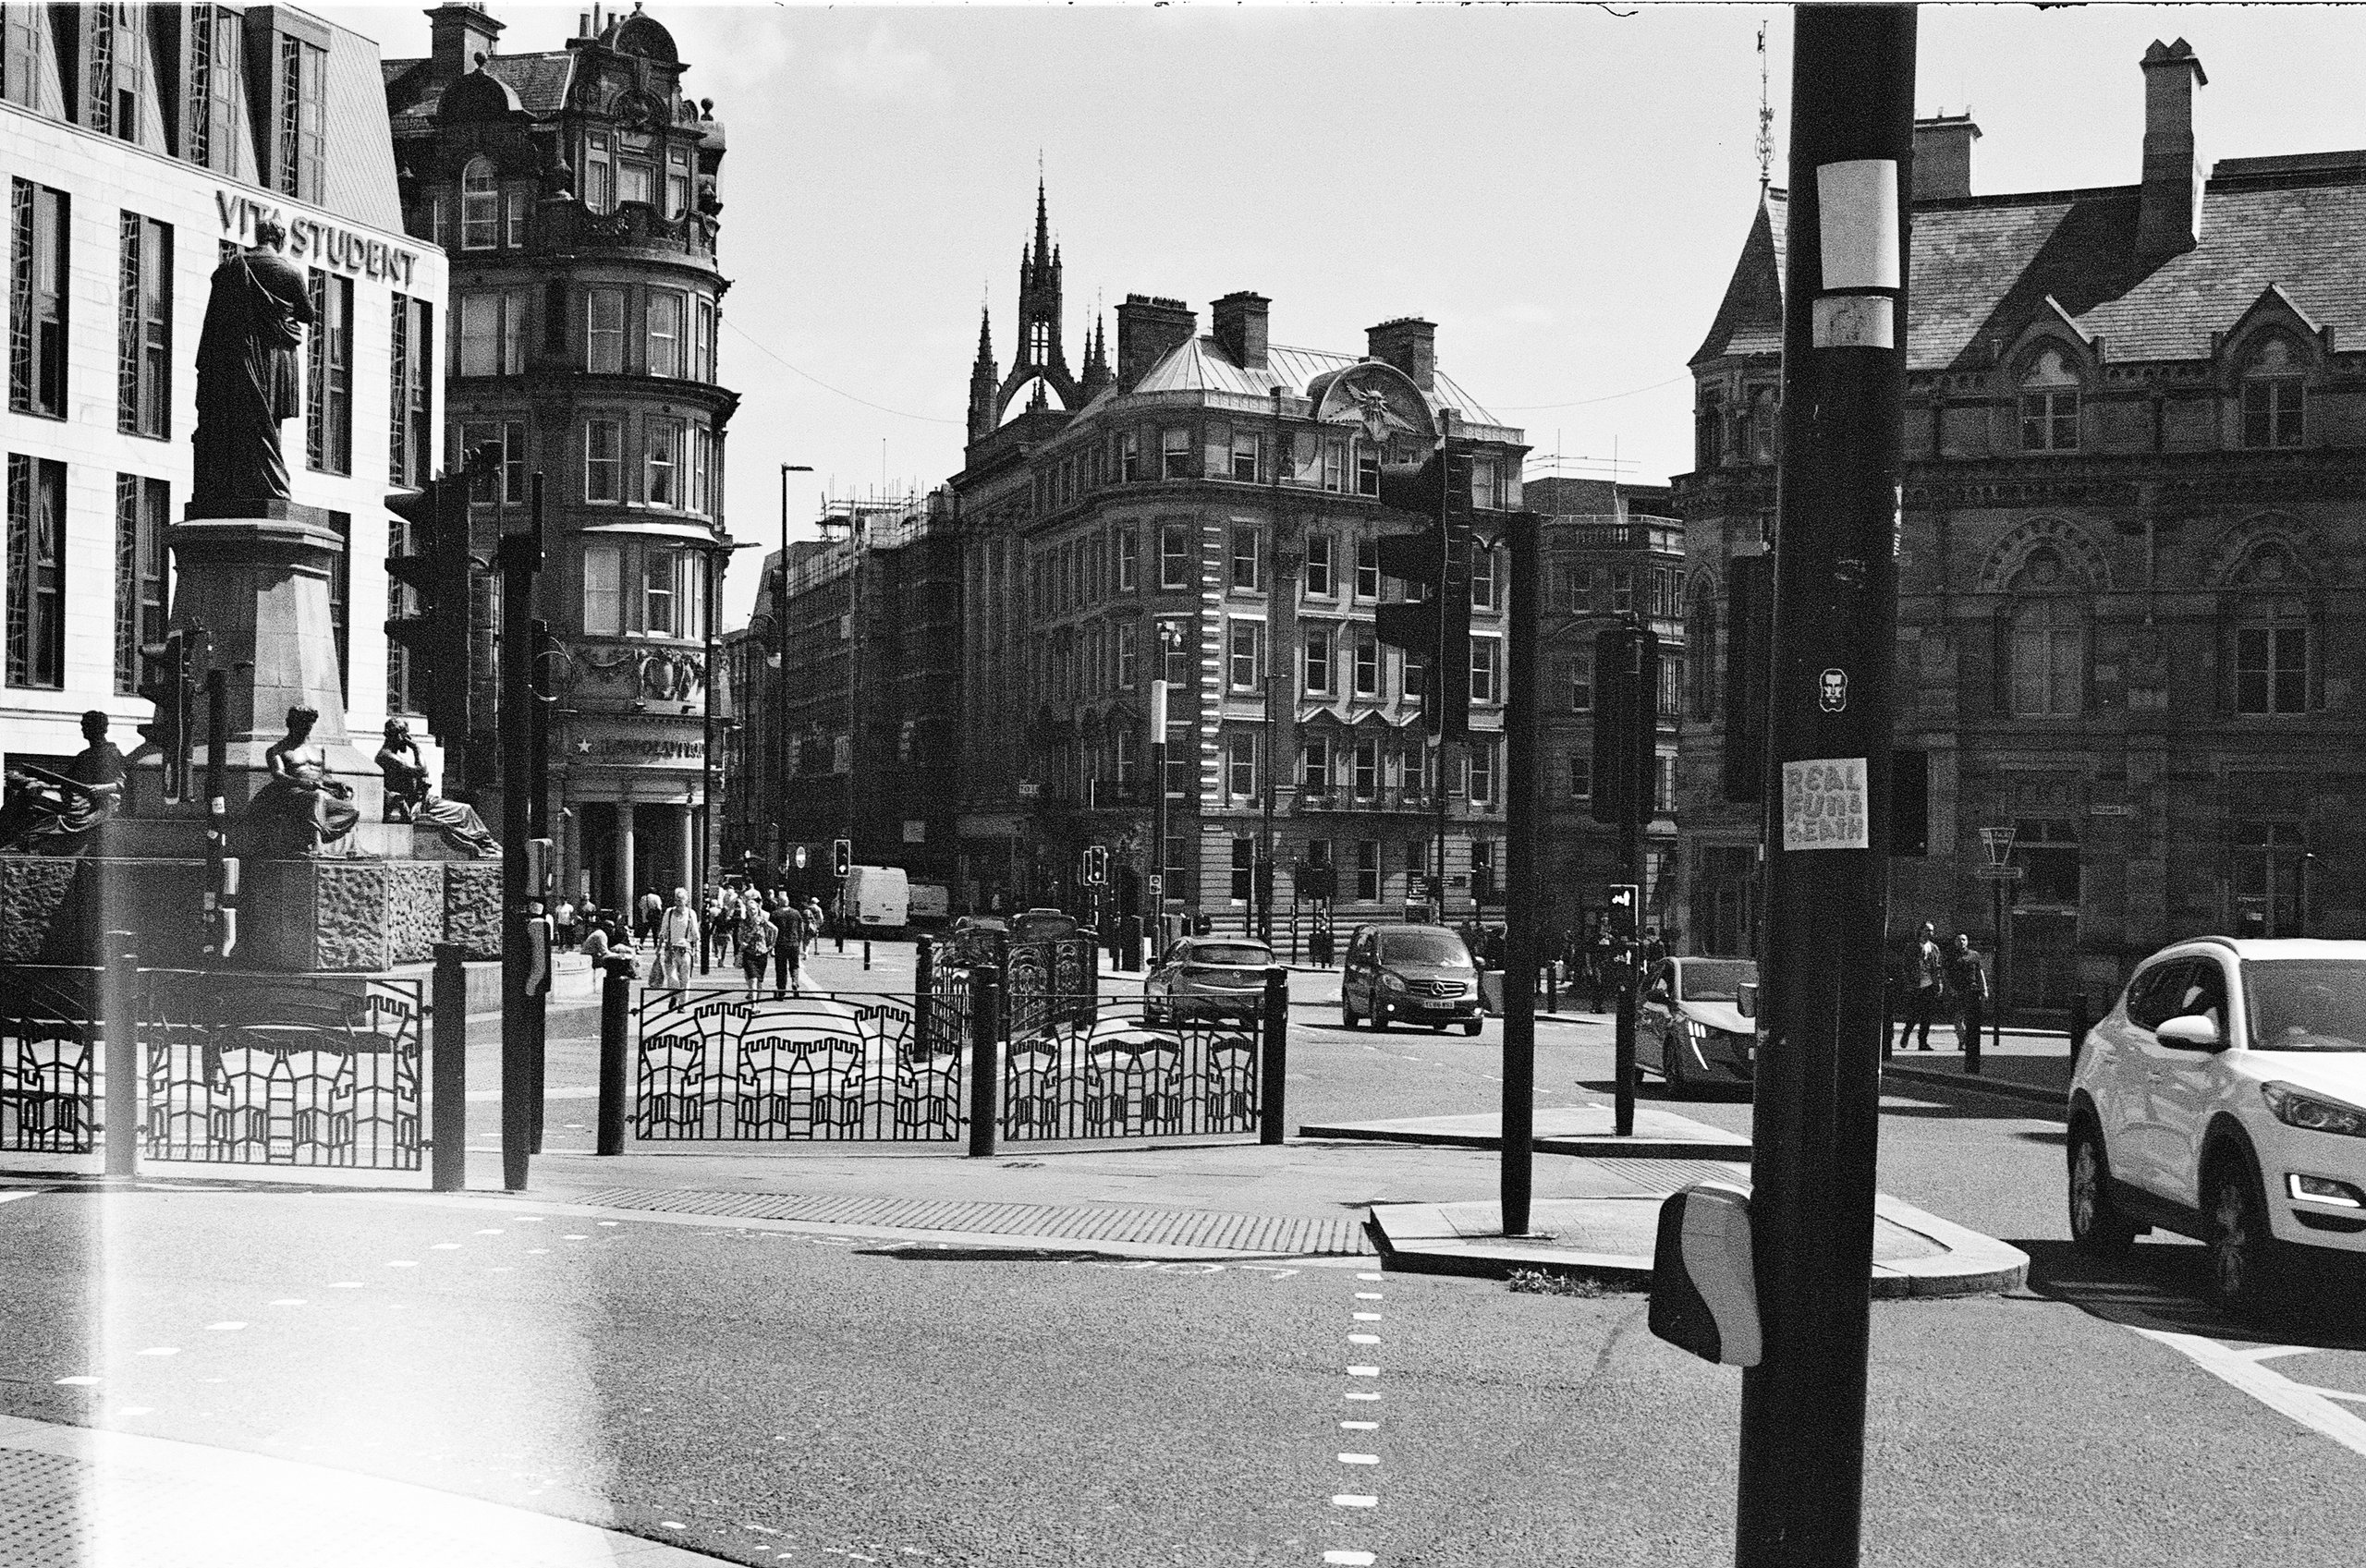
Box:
[384,4,738,915]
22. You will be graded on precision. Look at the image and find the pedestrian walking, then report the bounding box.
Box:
[637,888,663,943]
[1590,930,1616,1012]
[738,900,775,994]
[802,897,824,957]
[774,896,810,995]
[579,920,611,965]
[1909,920,1945,1051]
[1946,932,1991,1053]
[555,898,576,951]
[656,887,700,991]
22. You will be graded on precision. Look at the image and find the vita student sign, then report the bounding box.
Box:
[216,190,423,290]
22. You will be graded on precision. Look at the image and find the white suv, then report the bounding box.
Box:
[2068,937,2366,1318]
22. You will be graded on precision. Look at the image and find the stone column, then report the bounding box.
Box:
[616,799,638,917]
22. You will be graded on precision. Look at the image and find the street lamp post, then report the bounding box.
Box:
[776,464,812,887]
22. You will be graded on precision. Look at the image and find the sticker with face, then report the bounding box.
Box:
[1818,668,1848,712]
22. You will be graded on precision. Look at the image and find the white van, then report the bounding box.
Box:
[842,865,909,930]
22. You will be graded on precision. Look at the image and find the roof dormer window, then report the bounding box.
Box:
[2240,337,2305,450]
[2018,347,2080,452]
[460,157,498,249]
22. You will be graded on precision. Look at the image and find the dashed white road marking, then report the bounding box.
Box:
[1323,1553,1377,1566]
[1337,1453,1379,1465]
[1332,1495,1378,1508]
[474,1229,504,1235]
[1353,1312,1383,1321]
[1348,1333,1380,1344]
[387,1260,418,1269]
[1345,1392,1382,1402]
[1347,1366,1380,1378]
[1340,1421,1377,1430]
[54,1376,97,1386]
[204,1322,246,1331]
[2135,1329,2366,1461]
[430,1243,462,1250]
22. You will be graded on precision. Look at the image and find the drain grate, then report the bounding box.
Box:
[563,1185,1373,1256]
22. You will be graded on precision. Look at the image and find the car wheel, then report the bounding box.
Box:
[2066,1119,2137,1258]
[2205,1149,2285,1319]
[1462,1019,1482,1038]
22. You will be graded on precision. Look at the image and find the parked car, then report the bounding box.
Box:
[2068,936,2366,1318]
[1010,907,1082,943]
[1637,956,1758,1096]
[1144,937,1274,1024]
[1341,925,1482,1035]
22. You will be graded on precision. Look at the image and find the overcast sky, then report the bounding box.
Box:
[323,1,2366,626]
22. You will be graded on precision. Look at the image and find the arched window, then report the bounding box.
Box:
[1997,547,2084,716]
[1695,389,1725,470]
[2229,544,2313,715]
[460,157,498,249]
[2240,336,2305,450]
[2018,347,2080,452]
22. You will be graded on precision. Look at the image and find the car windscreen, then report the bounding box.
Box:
[2244,961,2366,1052]
[1379,931,1472,968]
[1188,944,1271,968]
[1677,960,1757,1002]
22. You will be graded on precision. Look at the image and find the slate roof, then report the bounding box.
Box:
[1692,153,2366,372]
[383,50,579,131]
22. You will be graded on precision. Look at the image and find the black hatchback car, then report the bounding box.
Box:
[1341,925,1483,1035]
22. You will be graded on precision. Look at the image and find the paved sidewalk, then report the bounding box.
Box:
[1300,1104,1751,1160]
[0,1414,730,1567]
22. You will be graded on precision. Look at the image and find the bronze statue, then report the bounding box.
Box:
[0,711,127,853]
[191,217,316,506]
[250,706,360,856]
[374,719,499,857]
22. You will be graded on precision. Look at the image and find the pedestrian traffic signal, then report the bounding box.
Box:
[1606,882,1640,937]
[831,838,852,878]
[134,630,194,802]
[1591,624,1658,827]
[1372,440,1474,740]
[385,471,476,750]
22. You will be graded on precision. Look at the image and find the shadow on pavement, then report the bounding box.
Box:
[2016,1236,2366,1352]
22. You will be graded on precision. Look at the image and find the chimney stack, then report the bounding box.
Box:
[1367,318,1436,391]
[2137,38,2207,263]
[1911,115,1980,201]
[1211,292,1270,371]
[1116,295,1198,390]
[429,4,505,77]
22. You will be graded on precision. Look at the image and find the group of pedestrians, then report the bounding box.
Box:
[532,883,828,996]
[728,887,824,997]
[1894,919,1993,1052]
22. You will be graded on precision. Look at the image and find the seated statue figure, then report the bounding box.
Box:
[0,711,127,853]
[373,718,500,857]
[249,706,360,857]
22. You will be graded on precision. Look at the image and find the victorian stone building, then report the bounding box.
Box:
[949,188,1529,932]
[384,3,737,912]
[1678,39,2366,1015]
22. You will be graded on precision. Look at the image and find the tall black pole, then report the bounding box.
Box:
[701,546,717,973]
[498,473,545,1192]
[1616,624,1643,1137]
[1150,676,1170,946]
[1735,10,1915,1566]
[1500,510,1540,1234]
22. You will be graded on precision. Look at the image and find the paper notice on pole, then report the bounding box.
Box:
[1781,759,1871,851]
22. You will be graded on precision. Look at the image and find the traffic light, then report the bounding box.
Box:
[1591,624,1659,827]
[134,630,193,802]
[1607,882,1640,938]
[831,838,852,878]
[1082,845,1109,886]
[1721,552,1774,803]
[1372,440,1474,739]
[385,472,476,750]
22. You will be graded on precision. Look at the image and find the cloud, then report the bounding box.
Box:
[826,24,949,103]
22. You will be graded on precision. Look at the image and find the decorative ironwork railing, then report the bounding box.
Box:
[1003,934,1097,1039]
[1001,998,1262,1142]
[0,965,99,1154]
[633,990,964,1142]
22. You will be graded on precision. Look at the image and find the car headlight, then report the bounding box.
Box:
[1382,972,1408,995]
[2261,1081,2366,1138]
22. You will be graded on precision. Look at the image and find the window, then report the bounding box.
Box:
[1353,739,1379,799]
[1688,592,1720,720]
[1749,389,1779,463]
[1301,735,1331,793]
[1229,527,1260,591]
[113,475,169,694]
[1567,565,1593,612]
[10,180,67,417]
[1403,650,1428,714]
[301,272,352,472]
[1162,427,1192,480]
[643,420,683,506]
[1323,438,1347,492]
[1304,627,1334,696]
[1354,841,1380,902]
[1228,620,1263,690]
[1659,654,1684,717]
[2018,347,2080,452]
[2232,822,2307,937]
[643,548,685,636]
[2236,620,2311,716]
[693,298,714,382]
[582,131,614,213]
[1110,431,1138,482]
[1569,646,1593,711]
[582,544,622,636]
[584,419,622,502]
[2007,597,2085,716]
[1114,728,1136,784]
[618,156,652,209]
[458,420,527,505]
[1610,568,1632,614]
[1160,525,1191,590]
[1471,547,1498,611]
[455,289,525,379]
[111,213,173,438]
[1160,620,1192,687]
[1353,637,1378,697]
[388,295,433,487]
[1696,390,1724,469]
[1226,735,1260,801]
[1231,430,1262,483]
[587,288,625,373]
[1356,540,1380,600]
[274,33,324,201]
[1470,638,1500,705]
[460,157,498,249]
[1657,755,1677,814]
[326,510,349,699]
[1567,755,1592,800]
[1116,529,1138,592]
[2016,817,2081,907]
[648,290,684,378]
[1116,621,1137,688]
[1296,533,1334,599]
[1356,443,1381,496]
[666,147,693,219]
[1466,744,1496,807]
[5,454,66,687]
[690,427,717,515]
[504,188,529,249]
[1227,837,1255,902]
[1470,458,1497,512]
[2242,339,2305,449]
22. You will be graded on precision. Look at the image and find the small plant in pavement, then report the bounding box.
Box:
[1506,1269,1628,1297]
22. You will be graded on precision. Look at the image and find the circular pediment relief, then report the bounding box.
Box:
[1308,361,1436,445]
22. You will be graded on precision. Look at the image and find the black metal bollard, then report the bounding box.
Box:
[2067,991,2090,1074]
[431,943,468,1191]
[967,968,1001,1159]
[1545,962,1558,1015]
[100,933,139,1179]
[913,938,935,1064]
[863,939,872,971]
[596,955,633,1155]
[1260,966,1289,1147]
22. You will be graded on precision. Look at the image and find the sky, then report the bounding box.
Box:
[322,1,2366,627]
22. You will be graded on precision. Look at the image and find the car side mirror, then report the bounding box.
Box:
[2156,1013,2224,1051]
[1736,982,1758,1018]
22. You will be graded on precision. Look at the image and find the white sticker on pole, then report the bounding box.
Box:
[1816,160,1899,288]
[1781,758,1871,852]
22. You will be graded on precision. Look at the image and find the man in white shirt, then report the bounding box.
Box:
[657,886,701,991]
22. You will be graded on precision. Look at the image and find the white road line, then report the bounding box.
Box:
[1355,1293,1383,1301]
[2232,1344,2320,1362]
[203,1322,246,1331]
[1345,1392,1382,1402]
[1323,1553,1377,1566]
[1348,1334,1379,1345]
[1356,1273,1383,1282]
[2134,1329,2366,1461]
[1353,1313,1383,1321]
[2302,1385,2366,1405]
[0,1190,44,1206]
[1340,1420,1378,1430]
[54,1376,97,1386]
[1337,1453,1379,1465]
[1347,1366,1381,1377]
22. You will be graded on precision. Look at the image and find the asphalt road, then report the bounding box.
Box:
[6,993,2366,1564]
